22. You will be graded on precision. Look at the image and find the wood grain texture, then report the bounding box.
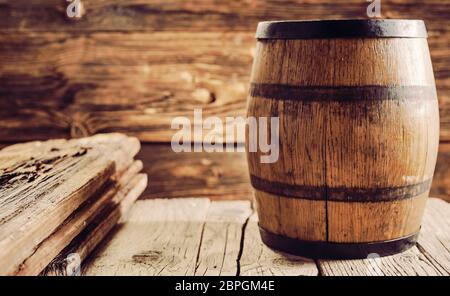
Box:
[239,213,319,276]
[134,143,448,202]
[417,198,450,275]
[84,199,318,276]
[0,1,448,142]
[318,198,450,275]
[1,133,141,174]
[42,173,148,276]
[255,191,327,241]
[194,201,252,276]
[247,36,440,244]
[14,161,143,276]
[0,31,251,142]
[0,1,448,34]
[251,39,436,87]
[137,144,252,200]
[0,1,448,199]
[318,247,444,276]
[328,193,428,242]
[0,144,114,275]
[139,142,448,202]
[84,198,211,275]
[84,198,449,276]
[0,133,140,275]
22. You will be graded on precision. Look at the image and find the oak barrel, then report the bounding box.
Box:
[246,19,440,259]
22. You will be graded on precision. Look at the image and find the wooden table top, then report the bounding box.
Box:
[84,197,449,276]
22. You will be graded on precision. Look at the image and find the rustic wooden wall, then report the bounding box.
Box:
[0,0,449,200]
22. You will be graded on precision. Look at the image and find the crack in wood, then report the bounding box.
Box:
[194,220,207,275]
[219,226,229,276]
[236,212,252,276]
[82,198,448,276]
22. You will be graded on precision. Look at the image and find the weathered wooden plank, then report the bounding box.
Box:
[0,146,113,275]
[1,133,141,173]
[239,213,319,276]
[42,173,148,276]
[0,133,140,275]
[416,198,450,275]
[14,160,143,276]
[0,0,448,34]
[83,198,211,275]
[137,144,251,200]
[318,198,450,276]
[84,199,317,276]
[318,246,444,276]
[83,198,450,276]
[194,201,252,276]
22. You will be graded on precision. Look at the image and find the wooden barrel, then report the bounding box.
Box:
[245,19,440,259]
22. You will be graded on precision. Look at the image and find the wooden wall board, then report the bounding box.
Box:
[0,1,448,34]
[137,144,252,200]
[0,31,251,142]
[0,1,448,143]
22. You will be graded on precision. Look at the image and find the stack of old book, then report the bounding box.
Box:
[0,133,147,275]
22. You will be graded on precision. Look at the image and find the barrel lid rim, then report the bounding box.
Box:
[256,19,428,39]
